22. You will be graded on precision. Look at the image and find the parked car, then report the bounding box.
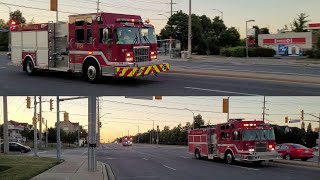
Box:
[0,142,31,153]
[275,143,314,161]
[312,145,319,151]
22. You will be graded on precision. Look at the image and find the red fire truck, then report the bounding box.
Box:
[10,13,170,82]
[122,136,133,146]
[188,119,281,165]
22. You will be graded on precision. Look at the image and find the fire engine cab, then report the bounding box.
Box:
[122,136,133,146]
[188,119,281,165]
[10,13,170,82]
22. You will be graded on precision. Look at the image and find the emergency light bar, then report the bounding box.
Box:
[116,18,143,23]
[243,123,257,127]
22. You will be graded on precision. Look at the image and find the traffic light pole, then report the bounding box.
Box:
[3,96,9,154]
[39,96,42,149]
[56,96,61,160]
[88,96,97,172]
[33,96,38,156]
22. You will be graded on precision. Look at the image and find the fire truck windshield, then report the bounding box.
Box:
[116,27,157,45]
[242,129,275,141]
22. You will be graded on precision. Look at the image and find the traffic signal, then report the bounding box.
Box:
[49,98,54,111]
[26,96,31,109]
[64,112,69,121]
[301,110,304,120]
[155,96,162,100]
[285,117,288,123]
[50,0,57,11]
[99,122,102,128]
[223,98,229,113]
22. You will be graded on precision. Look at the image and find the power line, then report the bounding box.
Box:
[1,2,77,14]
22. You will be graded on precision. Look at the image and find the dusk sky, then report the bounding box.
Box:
[0,96,319,142]
[0,0,319,37]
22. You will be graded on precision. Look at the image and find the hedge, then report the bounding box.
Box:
[220,46,276,57]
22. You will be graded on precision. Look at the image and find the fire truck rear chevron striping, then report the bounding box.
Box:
[10,13,170,83]
[188,119,282,164]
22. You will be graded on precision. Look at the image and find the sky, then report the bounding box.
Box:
[0,0,320,37]
[0,96,319,143]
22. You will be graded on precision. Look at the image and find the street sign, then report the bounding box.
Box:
[289,119,301,123]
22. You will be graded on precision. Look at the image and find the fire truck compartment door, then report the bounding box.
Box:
[36,31,49,67]
[11,31,22,65]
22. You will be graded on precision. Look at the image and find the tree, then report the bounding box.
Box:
[292,13,310,32]
[21,128,32,142]
[10,10,26,24]
[193,114,205,129]
[307,123,312,133]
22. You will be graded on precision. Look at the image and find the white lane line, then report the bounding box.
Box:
[142,158,149,161]
[162,164,177,171]
[230,165,260,171]
[180,156,191,159]
[0,67,7,69]
[184,87,260,96]
[174,65,320,77]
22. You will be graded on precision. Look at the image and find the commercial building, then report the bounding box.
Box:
[258,23,320,56]
[7,120,33,143]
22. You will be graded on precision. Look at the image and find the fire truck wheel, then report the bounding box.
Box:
[195,149,202,159]
[225,151,235,164]
[25,59,36,75]
[84,62,101,83]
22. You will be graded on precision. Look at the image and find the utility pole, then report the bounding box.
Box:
[187,0,192,59]
[97,97,100,147]
[263,96,266,121]
[56,96,61,160]
[97,0,100,13]
[39,96,42,149]
[88,96,97,172]
[153,120,155,144]
[156,125,159,145]
[33,96,38,156]
[3,96,9,154]
[45,119,48,148]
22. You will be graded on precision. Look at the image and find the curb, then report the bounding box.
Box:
[104,163,115,180]
[272,160,320,169]
[168,68,320,85]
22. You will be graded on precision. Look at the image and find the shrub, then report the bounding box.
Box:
[305,49,315,58]
[220,46,276,57]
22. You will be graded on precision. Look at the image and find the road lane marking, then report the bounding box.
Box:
[180,156,191,159]
[38,151,48,154]
[162,164,177,171]
[174,65,320,77]
[142,158,149,160]
[230,165,260,171]
[184,87,260,96]
[0,67,7,69]
[82,150,88,155]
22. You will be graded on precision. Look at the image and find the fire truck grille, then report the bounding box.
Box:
[255,142,268,152]
[134,47,149,62]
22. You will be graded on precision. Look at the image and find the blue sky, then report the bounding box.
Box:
[1,96,319,142]
[1,0,319,37]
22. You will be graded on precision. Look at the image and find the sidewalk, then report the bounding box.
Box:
[159,55,320,67]
[31,156,108,180]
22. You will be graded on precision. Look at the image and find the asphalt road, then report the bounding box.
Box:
[97,143,319,180]
[165,59,320,77]
[2,56,320,95]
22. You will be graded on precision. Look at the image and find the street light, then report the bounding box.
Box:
[185,108,195,129]
[158,13,169,19]
[246,19,255,58]
[212,9,223,21]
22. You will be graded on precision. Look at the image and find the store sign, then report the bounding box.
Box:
[278,44,288,55]
[263,38,306,45]
[307,23,320,30]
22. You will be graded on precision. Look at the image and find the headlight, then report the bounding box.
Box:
[249,148,255,152]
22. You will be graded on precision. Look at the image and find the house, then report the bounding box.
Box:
[7,120,33,142]
[56,113,80,133]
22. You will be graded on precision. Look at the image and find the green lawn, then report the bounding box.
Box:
[0,155,62,180]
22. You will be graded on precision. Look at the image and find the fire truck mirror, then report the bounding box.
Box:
[233,131,239,140]
[103,28,109,43]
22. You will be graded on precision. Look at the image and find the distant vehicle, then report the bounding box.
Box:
[312,145,319,151]
[114,141,118,144]
[275,143,314,161]
[122,136,133,146]
[188,119,281,165]
[0,142,31,153]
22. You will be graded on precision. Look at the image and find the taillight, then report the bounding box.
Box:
[150,51,157,60]
[126,52,134,62]
[269,144,274,151]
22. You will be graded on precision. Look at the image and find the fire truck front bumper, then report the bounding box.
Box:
[115,63,170,77]
[237,151,282,162]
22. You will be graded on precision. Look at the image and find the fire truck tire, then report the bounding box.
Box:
[25,59,36,75]
[225,151,235,164]
[83,61,101,83]
[194,149,202,159]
